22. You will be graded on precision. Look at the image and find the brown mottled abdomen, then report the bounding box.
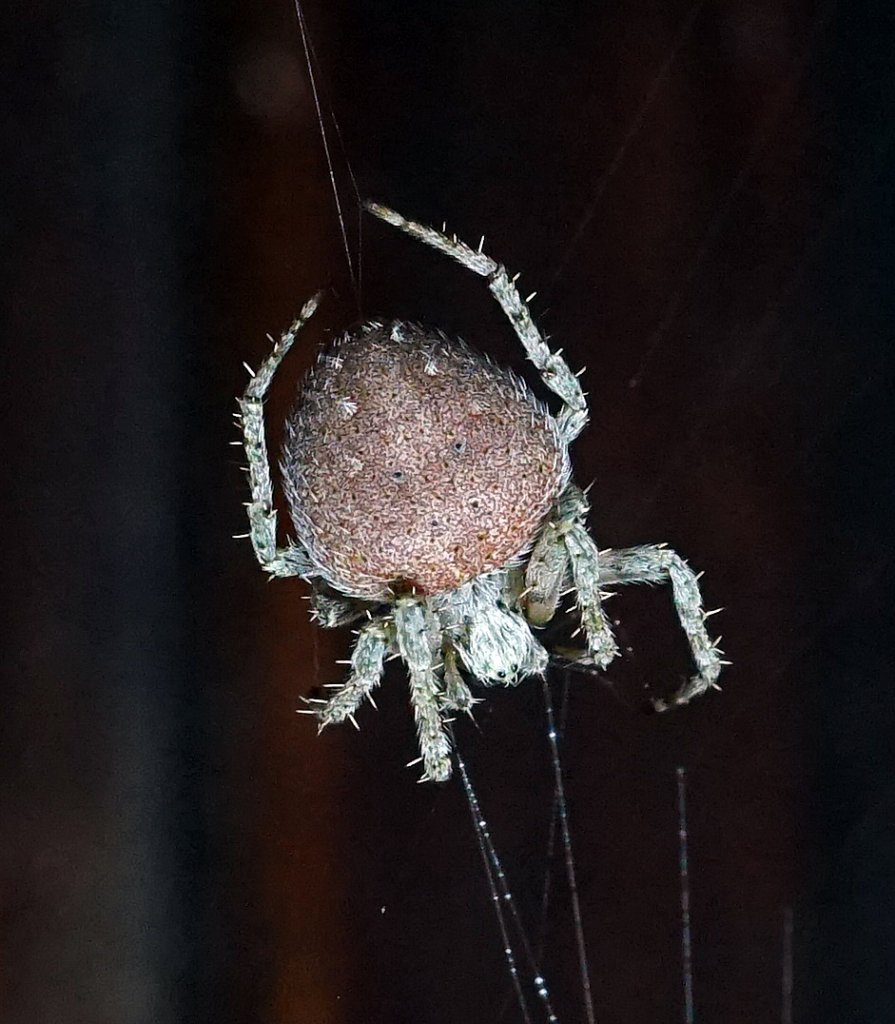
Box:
[282,322,567,598]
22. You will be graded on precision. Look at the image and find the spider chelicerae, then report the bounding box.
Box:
[237,202,725,782]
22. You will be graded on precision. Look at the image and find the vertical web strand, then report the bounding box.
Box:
[454,740,559,1023]
[292,0,360,305]
[676,767,695,1024]
[542,675,596,1024]
[536,675,572,955]
[455,745,531,1024]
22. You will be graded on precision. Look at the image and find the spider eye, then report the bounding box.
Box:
[391,470,406,482]
[451,438,467,454]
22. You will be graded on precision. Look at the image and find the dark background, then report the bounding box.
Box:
[4,0,894,1021]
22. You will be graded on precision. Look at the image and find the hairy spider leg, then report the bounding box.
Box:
[522,519,571,626]
[522,482,618,664]
[314,619,392,729]
[395,600,453,782]
[364,202,589,444]
[309,591,370,628]
[591,544,724,709]
[564,524,622,668]
[237,292,322,578]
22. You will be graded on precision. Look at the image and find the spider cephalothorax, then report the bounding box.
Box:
[237,202,725,781]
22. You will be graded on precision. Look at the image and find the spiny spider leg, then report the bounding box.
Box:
[564,524,621,668]
[523,483,616,665]
[314,619,392,729]
[238,292,322,578]
[395,600,453,782]
[309,591,370,628]
[597,545,672,586]
[596,544,724,710]
[365,202,588,443]
[522,520,570,626]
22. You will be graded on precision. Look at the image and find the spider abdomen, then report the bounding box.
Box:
[240,204,724,782]
[282,321,568,599]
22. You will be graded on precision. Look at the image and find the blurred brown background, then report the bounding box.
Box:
[3,0,894,1021]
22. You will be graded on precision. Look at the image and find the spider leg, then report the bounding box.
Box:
[523,519,570,626]
[564,524,620,668]
[237,292,322,578]
[313,618,392,728]
[395,599,453,782]
[442,647,478,713]
[308,590,371,628]
[365,202,588,443]
[597,544,725,710]
[522,482,591,625]
[521,482,618,665]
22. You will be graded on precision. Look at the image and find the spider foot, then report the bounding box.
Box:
[298,688,365,732]
[651,671,722,713]
[406,743,453,783]
[574,611,619,669]
[417,732,453,783]
[564,605,618,665]
[588,632,620,670]
[441,691,482,715]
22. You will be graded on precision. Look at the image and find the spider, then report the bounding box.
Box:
[237,202,725,782]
